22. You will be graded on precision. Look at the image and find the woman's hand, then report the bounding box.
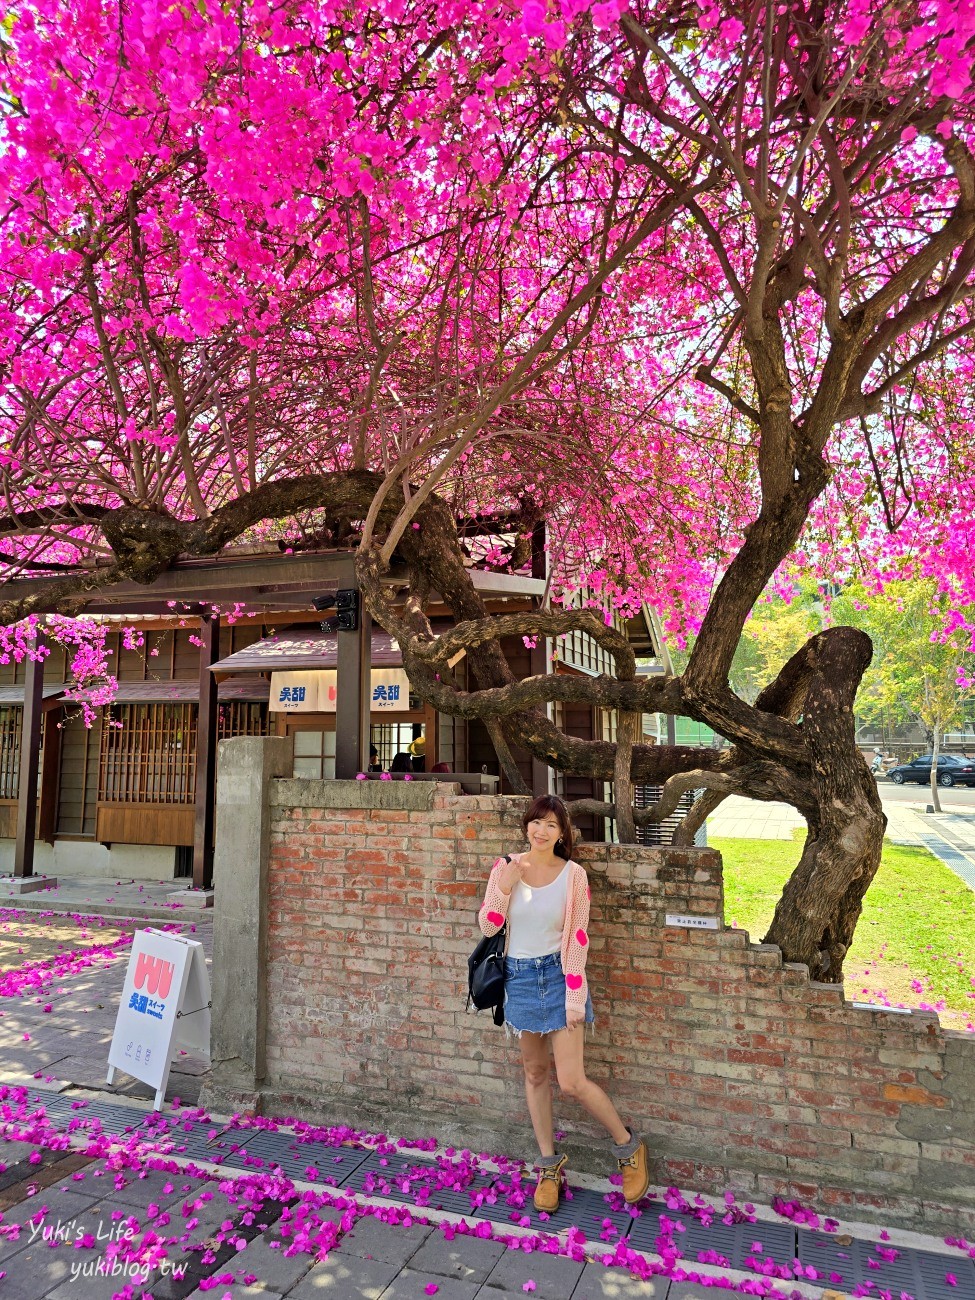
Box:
[565,1005,586,1031]
[497,853,524,894]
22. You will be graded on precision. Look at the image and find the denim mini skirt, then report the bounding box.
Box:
[503,951,595,1036]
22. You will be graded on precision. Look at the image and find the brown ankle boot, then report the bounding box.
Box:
[533,1154,567,1213]
[617,1139,650,1205]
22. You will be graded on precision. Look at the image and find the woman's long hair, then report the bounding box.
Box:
[521,794,574,861]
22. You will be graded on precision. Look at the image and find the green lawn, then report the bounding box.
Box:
[712,836,975,1031]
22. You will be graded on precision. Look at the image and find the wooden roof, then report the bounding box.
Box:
[210,628,402,674]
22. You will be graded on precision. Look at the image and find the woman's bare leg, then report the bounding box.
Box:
[519,1032,556,1156]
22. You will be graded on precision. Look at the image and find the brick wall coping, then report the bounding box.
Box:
[269,777,440,810]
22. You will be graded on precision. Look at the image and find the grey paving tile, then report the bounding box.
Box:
[572,1263,670,1299]
[377,1267,481,1298]
[0,1217,39,1264]
[0,1185,103,1227]
[221,1234,316,1292]
[0,1140,38,1167]
[266,1203,345,1247]
[184,1286,284,1299]
[79,1164,189,1209]
[288,1254,401,1299]
[406,1233,506,1284]
[665,1285,737,1299]
[333,1214,433,1266]
[46,1259,167,1300]
[482,1249,585,1300]
[166,1185,262,1245]
[0,1236,107,1298]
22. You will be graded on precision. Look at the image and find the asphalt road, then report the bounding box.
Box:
[877,779,975,810]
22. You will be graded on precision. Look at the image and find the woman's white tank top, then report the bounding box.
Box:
[507,862,571,959]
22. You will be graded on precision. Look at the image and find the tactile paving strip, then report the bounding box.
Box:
[628,1209,796,1271]
[797,1230,975,1299]
[915,832,975,889]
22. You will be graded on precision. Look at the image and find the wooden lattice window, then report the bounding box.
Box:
[0,707,21,795]
[99,703,197,805]
[217,702,269,739]
[0,707,20,799]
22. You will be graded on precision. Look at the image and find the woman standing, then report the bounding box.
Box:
[477,794,649,1211]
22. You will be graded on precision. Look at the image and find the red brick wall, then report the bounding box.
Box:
[262,781,975,1234]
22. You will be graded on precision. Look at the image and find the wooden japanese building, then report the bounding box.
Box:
[0,549,662,886]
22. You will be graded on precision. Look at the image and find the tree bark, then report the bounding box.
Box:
[763,629,886,980]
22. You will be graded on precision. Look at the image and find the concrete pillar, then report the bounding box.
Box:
[202,736,292,1110]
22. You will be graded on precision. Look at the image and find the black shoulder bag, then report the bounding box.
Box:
[468,856,509,1027]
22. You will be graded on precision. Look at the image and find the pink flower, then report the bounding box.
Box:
[355,772,368,781]
[424,1286,439,1296]
[522,1284,537,1293]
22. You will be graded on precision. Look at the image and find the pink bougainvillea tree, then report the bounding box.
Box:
[3,0,975,975]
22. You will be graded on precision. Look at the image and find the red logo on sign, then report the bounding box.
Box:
[134,953,175,999]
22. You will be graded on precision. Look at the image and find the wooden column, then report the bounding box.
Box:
[335,600,371,779]
[14,642,45,877]
[193,612,220,890]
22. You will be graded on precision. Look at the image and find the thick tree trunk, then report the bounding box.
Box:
[613,711,640,842]
[763,629,886,980]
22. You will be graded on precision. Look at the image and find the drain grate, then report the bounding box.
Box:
[472,1178,631,1237]
[20,1092,147,1135]
[915,1246,975,1300]
[341,1150,503,1218]
[209,1128,373,1187]
[798,1231,975,1299]
[627,1207,796,1273]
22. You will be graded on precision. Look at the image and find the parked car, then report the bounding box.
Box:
[887,754,975,787]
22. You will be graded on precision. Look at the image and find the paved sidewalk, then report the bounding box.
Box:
[0,876,210,924]
[0,898,211,1105]
[706,797,805,840]
[1,1085,972,1300]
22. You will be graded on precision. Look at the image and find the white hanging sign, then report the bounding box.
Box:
[269,668,410,712]
[369,668,410,711]
[269,670,335,712]
[665,913,720,930]
[107,929,211,1109]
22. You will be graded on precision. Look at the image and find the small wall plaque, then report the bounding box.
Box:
[851,1002,911,1014]
[665,913,720,930]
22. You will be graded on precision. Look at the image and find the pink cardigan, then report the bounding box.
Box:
[477,857,591,1015]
